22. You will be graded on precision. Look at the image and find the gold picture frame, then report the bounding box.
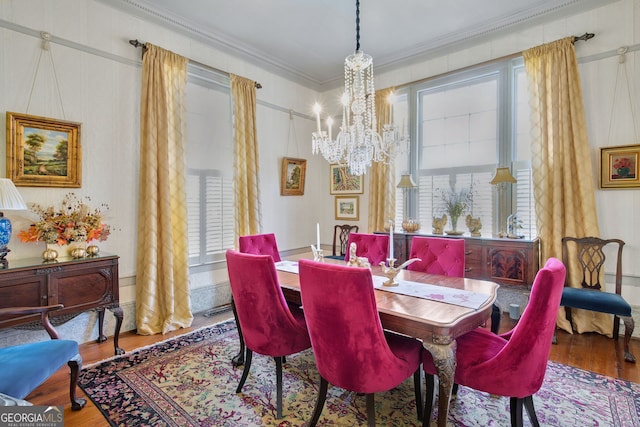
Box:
[600,144,640,189]
[330,164,364,194]
[6,112,81,187]
[335,195,359,221]
[280,157,306,196]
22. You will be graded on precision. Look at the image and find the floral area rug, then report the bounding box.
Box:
[79,320,640,426]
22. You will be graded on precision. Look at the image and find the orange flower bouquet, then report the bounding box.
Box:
[18,193,110,245]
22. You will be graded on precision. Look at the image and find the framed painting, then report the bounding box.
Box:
[335,195,359,221]
[330,164,364,194]
[6,112,81,187]
[600,144,640,189]
[280,157,307,196]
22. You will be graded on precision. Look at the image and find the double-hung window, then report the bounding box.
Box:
[401,58,536,239]
[185,65,235,266]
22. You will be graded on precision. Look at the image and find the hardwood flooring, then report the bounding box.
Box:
[24,309,640,427]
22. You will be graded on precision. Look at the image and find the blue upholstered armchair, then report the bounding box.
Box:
[0,305,86,410]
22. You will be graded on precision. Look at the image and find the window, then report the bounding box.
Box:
[185,65,235,266]
[403,59,536,238]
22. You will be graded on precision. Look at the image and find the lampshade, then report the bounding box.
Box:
[0,179,27,210]
[490,167,517,185]
[396,174,417,189]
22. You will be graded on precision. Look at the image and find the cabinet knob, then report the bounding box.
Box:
[465,267,472,272]
[465,250,472,255]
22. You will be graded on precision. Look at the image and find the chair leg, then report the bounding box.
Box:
[366,393,376,427]
[413,368,423,421]
[308,376,329,427]
[490,303,501,334]
[231,299,245,367]
[621,315,636,363]
[68,354,86,411]
[509,396,524,427]
[236,348,253,393]
[274,356,284,418]
[422,374,435,427]
[523,395,540,427]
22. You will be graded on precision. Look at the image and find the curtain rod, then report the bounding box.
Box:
[128,39,262,89]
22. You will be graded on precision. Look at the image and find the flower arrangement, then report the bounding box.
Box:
[18,193,111,245]
[437,186,474,230]
[613,157,632,170]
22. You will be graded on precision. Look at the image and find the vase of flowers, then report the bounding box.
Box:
[18,193,110,259]
[438,186,474,235]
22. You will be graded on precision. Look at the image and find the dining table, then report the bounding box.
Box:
[272,255,499,427]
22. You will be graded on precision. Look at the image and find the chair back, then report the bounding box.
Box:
[483,257,566,396]
[407,236,465,276]
[332,224,359,256]
[238,233,281,262]
[225,250,310,356]
[344,233,389,265]
[561,236,624,293]
[298,259,411,393]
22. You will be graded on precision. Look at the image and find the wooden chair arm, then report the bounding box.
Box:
[0,304,64,340]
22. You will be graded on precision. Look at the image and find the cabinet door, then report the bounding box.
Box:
[50,262,117,313]
[487,246,529,285]
[0,271,48,326]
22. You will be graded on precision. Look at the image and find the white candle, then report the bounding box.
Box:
[389,222,394,260]
[316,223,320,250]
[313,103,322,133]
[327,117,333,141]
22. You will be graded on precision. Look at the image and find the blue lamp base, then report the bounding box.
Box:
[0,212,12,266]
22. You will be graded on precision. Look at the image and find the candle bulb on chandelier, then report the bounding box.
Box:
[313,103,322,134]
[327,117,333,141]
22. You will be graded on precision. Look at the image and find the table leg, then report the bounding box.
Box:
[97,309,107,343]
[423,340,457,427]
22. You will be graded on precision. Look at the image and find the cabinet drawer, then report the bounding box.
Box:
[463,242,483,278]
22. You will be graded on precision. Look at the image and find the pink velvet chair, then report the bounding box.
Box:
[343,233,389,265]
[225,250,311,419]
[298,259,423,426]
[407,236,465,276]
[238,233,281,262]
[422,257,566,427]
[233,233,283,366]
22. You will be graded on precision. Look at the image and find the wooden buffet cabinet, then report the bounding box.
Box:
[0,253,124,355]
[384,232,540,287]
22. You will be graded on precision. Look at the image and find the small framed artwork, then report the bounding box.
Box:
[6,112,81,187]
[280,157,307,196]
[330,164,364,194]
[600,144,640,189]
[335,195,359,221]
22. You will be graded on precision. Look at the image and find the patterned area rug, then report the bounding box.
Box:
[79,320,640,426]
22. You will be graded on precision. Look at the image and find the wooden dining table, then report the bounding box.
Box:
[275,256,499,427]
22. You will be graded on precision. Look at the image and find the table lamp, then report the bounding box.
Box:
[397,174,419,232]
[490,167,516,237]
[0,178,27,266]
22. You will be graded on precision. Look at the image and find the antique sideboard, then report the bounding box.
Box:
[378,232,540,287]
[0,253,123,355]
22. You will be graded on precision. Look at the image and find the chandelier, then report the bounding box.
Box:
[311,0,408,176]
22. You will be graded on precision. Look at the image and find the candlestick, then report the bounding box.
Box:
[316,223,320,250]
[389,222,394,260]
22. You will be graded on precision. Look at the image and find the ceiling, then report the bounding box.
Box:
[104,0,610,90]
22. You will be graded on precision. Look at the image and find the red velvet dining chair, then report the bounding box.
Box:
[407,236,465,277]
[298,259,423,426]
[344,232,389,265]
[422,257,566,427]
[232,233,283,366]
[225,250,311,419]
[407,236,502,334]
[238,232,281,262]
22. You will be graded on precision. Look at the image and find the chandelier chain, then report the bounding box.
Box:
[355,0,361,51]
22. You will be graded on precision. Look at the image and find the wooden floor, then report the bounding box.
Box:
[25,309,640,427]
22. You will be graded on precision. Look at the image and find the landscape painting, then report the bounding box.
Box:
[6,112,81,187]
